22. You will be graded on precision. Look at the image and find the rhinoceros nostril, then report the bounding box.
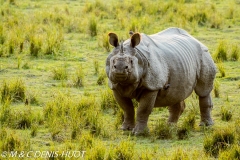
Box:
[125,66,128,69]
[114,65,117,69]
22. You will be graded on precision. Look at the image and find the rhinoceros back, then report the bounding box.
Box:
[135,27,213,104]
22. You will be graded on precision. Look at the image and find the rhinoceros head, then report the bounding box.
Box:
[106,32,145,85]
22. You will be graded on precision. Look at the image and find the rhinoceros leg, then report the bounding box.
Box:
[199,94,214,126]
[132,90,158,135]
[168,101,185,123]
[113,90,135,130]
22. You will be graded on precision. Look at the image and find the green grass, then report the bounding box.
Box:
[0,0,240,159]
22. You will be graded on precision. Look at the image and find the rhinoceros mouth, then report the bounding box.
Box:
[113,73,128,82]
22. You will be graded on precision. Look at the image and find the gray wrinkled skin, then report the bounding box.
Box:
[106,27,216,135]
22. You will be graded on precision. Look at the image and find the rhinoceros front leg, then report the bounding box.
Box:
[168,101,186,123]
[199,94,214,126]
[113,90,135,130]
[132,90,158,135]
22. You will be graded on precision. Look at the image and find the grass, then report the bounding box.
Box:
[0,0,240,159]
[52,65,68,80]
[214,79,220,98]
[217,61,226,78]
[214,40,228,61]
[1,79,26,103]
[152,120,174,140]
[204,127,236,157]
[221,106,233,121]
[71,66,84,88]
[230,43,240,61]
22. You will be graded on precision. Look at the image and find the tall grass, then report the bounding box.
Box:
[0,101,42,129]
[221,106,233,122]
[171,148,190,160]
[44,92,106,138]
[87,140,106,159]
[0,128,30,152]
[152,120,174,139]
[230,43,239,61]
[100,88,119,114]
[98,33,110,52]
[0,7,64,57]
[106,139,135,160]
[29,35,42,57]
[89,16,97,37]
[52,65,68,80]
[93,60,99,75]
[214,40,228,61]
[204,127,236,157]
[71,66,84,88]
[219,145,240,159]
[1,79,26,103]
[216,61,226,78]
[214,79,220,98]
[177,112,196,140]
[97,71,106,85]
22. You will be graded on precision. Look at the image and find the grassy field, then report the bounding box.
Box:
[0,0,240,159]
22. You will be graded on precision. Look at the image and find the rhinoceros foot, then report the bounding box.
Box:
[199,119,214,126]
[132,123,149,136]
[120,123,135,131]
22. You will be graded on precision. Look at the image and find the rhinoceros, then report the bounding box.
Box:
[106,27,216,135]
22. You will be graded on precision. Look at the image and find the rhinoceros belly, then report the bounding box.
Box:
[154,80,196,107]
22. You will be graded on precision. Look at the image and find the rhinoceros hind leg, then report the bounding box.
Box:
[198,94,214,126]
[168,101,186,123]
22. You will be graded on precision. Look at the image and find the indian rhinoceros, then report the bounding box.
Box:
[106,27,216,135]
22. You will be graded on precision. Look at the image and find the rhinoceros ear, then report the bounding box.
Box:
[131,33,141,48]
[108,33,119,47]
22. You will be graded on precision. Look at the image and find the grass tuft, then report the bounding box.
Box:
[103,34,110,52]
[94,60,99,75]
[87,140,106,160]
[100,88,119,114]
[177,112,195,140]
[52,66,68,80]
[30,123,38,137]
[216,61,226,78]
[79,132,94,150]
[171,148,190,160]
[29,35,42,57]
[152,120,174,139]
[230,43,239,61]
[97,71,106,85]
[204,128,235,157]
[114,110,124,130]
[214,79,220,98]
[107,139,135,160]
[221,106,233,122]
[0,128,30,152]
[219,145,240,159]
[214,40,228,61]
[72,66,84,88]
[89,16,97,37]
[1,79,26,103]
